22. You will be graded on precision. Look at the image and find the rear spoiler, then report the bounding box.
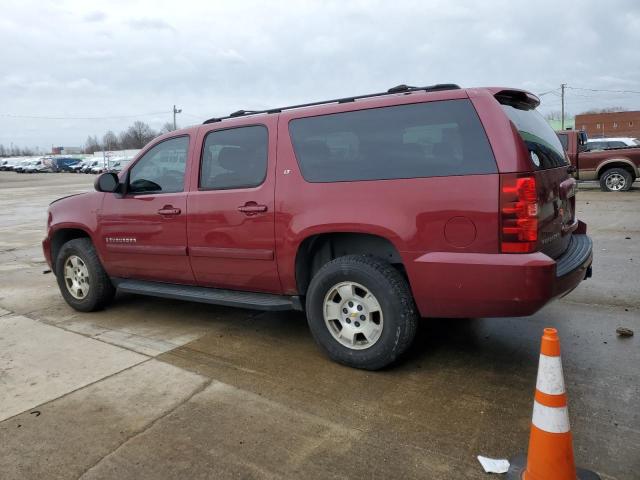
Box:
[493,89,540,111]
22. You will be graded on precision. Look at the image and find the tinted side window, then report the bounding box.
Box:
[128,136,188,194]
[200,126,268,190]
[557,133,568,151]
[607,141,626,148]
[289,99,497,183]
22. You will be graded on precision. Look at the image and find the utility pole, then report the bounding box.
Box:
[560,83,566,130]
[173,105,182,130]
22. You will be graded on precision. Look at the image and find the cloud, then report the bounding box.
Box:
[83,11,107,22]
[69,50,115,61]
[1,0,640,149]
[127,17,175,31]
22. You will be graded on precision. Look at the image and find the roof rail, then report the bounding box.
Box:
[203,83,461,124]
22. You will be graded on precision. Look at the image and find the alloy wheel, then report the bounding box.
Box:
[63,255,90,300]
[323,281,384,350]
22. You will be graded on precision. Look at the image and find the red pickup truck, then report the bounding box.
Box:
[557,129,640,191]
[43,85,593,369]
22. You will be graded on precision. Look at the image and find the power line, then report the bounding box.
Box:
[0,111,170,120]
[567,86,640,95]
[537,88,561,96]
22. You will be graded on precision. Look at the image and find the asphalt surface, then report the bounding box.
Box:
[0,171,638,480]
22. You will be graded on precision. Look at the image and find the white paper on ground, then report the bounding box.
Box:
[477,455,510,474]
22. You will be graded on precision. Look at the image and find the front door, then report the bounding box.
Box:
[98,135,195,283]
[187,119,280,293]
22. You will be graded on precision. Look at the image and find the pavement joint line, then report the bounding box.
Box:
[76,376,214,479]
[0,357,154,425]
[0,303,173,359]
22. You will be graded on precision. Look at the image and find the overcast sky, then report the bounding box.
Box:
[2,0,640,150]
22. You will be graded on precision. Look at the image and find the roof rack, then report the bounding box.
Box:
[203,83,461,124]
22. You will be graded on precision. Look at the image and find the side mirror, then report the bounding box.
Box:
[94,172,120,193]
[578,131,588,146]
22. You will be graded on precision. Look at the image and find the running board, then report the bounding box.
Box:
[113,279,303,311]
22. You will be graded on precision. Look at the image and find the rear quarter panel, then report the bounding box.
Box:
[467,88,533,173]
[274,96,501,297]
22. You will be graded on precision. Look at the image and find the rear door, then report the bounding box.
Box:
[186,117,280,293]
[501,105,576,259]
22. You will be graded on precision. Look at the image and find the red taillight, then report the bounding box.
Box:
[500,174,539,253]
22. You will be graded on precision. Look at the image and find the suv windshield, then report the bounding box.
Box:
[502,105,568,170]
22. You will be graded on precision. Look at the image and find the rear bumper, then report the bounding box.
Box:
[407,233,593,318]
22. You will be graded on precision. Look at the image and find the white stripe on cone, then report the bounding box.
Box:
[532,401,570,433]
[536,354,565,395]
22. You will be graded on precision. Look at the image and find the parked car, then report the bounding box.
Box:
[51,157,82,172]
[0,158,23,171]
[22,158,52,173]
[90,164,106,174]
[70,160,90,173]
[106,158,131,173]
[557,130,640,191]
[586,137,639,151]
[43,84,593,370]
[80,160,100,173]
[108,160,123,172]
[15,159,39,173]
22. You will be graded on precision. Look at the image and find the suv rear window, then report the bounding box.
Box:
[289,99,497,182]
[502,105,568,170]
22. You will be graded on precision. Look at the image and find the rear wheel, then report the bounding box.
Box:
[600,168,633,192]
[55,238,114,312]
[305,255,418,370]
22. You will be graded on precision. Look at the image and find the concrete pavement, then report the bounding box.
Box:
[0,172,638,479]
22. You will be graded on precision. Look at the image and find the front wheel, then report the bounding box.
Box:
[55,238,115,312]
[305,255,418,370]
[600,168,633,192]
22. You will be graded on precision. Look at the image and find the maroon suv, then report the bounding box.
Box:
[43,84,593,369]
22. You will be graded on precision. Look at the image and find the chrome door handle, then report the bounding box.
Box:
[157,206,181,215]
[238,203,268,215]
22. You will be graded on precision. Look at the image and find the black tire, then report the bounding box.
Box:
[599,167,633,192]
[55,238,115,312]
[305,255,418,370]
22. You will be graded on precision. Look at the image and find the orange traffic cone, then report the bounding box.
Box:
[507,328,601,480]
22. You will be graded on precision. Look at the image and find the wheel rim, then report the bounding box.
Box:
[322,281,384,350]
[63,255,90,300]
[605,173,626,191]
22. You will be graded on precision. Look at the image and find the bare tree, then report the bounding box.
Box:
[84,135,101,154]
[580,106,628,114]
[102,130,119,151]
[119,121,157,149]
[160,122,176,134]
[544,111,563,121]
[130,121,156,147]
